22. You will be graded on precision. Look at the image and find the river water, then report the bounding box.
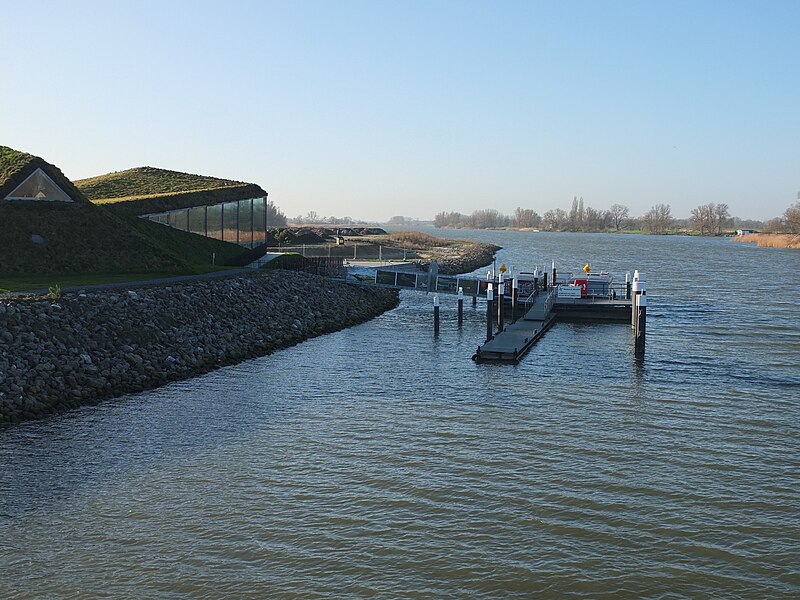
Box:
[2,231,799,598]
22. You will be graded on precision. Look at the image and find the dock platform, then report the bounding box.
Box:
[473,291,557,363]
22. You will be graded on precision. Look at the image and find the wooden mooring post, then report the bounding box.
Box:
[457,288,464,326]
[635,294,647,356]
[631,271,639,329]
[486,284,494,342]
[433,295,440,335]
[511,277,518,323]
[497,277,505,334]
[631,271,647,356]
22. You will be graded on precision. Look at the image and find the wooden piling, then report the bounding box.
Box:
[497,279,505,334]
[511,277,518,323]
[635,294,647,356]
[457,288,464,326]
[625,272,631,300]
[434,295,440,335]
[486,284,494,342]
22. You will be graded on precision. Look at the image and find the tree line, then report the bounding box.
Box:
[434,196,800,235]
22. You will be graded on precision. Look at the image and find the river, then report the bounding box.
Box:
[1,231,799,597]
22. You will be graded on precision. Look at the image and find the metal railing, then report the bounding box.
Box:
[264,243,422,262]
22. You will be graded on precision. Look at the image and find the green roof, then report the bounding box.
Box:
[74,166,267,215]
[0,146,36,189]
[75,166,251,201]
[0,147,250,275]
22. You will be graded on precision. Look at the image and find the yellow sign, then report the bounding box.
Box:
[499,264,507,273]
[583,263,591,273]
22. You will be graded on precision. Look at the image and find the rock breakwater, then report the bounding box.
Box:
[0,271,398,425]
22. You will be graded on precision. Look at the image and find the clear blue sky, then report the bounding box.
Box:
[2,0,798,221]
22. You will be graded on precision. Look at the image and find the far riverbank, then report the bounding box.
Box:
[733,233,800,249]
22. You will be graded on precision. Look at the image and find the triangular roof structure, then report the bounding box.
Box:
[0,146,90,205]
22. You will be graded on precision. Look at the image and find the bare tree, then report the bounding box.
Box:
[514,207,541,228]
[642,204,674,234]
[543,208,568,231]
[608,204,629,231]
[691,203,732,235]
[714,203,732,234]
[784,201,800,233]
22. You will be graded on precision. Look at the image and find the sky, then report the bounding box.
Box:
[2,0,798,222]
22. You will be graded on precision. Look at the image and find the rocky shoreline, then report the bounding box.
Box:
[0,271,398,426]
[434,242,500,275]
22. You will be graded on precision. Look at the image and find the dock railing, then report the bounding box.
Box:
[523,289,539,313]
[553,282,630,303]
[543,287,556,314]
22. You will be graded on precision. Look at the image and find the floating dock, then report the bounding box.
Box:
[473,291,557,363]
[346,262,647,363]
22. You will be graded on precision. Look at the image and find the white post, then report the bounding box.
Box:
[486,284,494,342]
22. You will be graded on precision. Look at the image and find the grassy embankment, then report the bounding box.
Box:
[0,211,245,292]
[732,233,800,249]
[0,164,263,292]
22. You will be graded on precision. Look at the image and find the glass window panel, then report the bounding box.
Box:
[396,273,417,288]
[207,204,222,240]
[223,202,238,243]
[436,276,458,293]
[147,213,169,225]
[376,271,397,286]
[4,168,73,202]
[252,197,266,245]
[457,279,478,296]
[188,206,206,236]
[238,199,253,247]
[168,209,189,231]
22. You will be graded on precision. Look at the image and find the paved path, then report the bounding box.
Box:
[1,252,299,299]
[1,267,259,299]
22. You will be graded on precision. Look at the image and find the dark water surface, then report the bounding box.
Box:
[2,232,799,598]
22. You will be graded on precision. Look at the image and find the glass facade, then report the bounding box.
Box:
[222,202,238,243]
[188,206,206,235]
[252,197,266,245]
[206,204,223,240]
[143,196,268,248]
[238,199,253,247]
[168,209,189,231]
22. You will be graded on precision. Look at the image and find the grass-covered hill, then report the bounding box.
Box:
[75,166,247,199]
[0,147,248,278]
[75,166,268,216]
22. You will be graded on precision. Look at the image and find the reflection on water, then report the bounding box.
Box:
[2,232,799,597]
